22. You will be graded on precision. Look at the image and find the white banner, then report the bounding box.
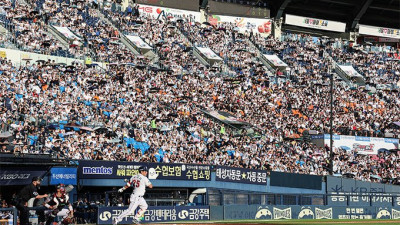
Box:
[0,47,106,69]
[208,15,272,35]
[263,54,288,68]
[53,26,82,40]
[196,47,222,61]
[285,14,346,33]
[323,135,399,155]
[337,65,362,78]
[138,4,200,22]
[336,65,365,85]
[126,35,152,49]
[359,25,400,39]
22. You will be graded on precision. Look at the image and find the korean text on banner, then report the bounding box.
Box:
[98,206,210,224]
[77,160,211,181]
[50,167,77,185]
[215,166,267,185]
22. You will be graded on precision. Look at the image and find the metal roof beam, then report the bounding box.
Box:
[351,0,374,29]
[276,0,292,20]
[369,5,400,12]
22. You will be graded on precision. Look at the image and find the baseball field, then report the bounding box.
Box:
[161,219,400,225]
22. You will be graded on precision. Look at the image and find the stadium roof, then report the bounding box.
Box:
[269,0,400,30]
[221,0,400,30]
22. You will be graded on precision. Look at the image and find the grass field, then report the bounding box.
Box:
[161,219,400,225]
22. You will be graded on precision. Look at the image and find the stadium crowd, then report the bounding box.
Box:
[0,0,399,185]
[0,0,85,58]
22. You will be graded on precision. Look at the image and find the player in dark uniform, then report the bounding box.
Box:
[44,184,74,225]
[16,177,48,225]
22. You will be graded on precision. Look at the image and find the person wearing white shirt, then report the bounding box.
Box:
[113,166,153,225]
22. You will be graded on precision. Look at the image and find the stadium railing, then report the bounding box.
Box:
[0,208,17,225]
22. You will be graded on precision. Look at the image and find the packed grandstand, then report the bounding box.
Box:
[0,0,399,187]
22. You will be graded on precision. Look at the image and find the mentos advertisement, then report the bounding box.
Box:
[138,4,200,22]
[208,14,271,35]
[321,135,399,155]
[77,160,211,181]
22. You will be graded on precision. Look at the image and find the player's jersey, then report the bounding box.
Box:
[129,174,151,196]
[46,194,70,210]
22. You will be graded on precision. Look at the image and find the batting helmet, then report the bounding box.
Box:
[56,184,66,193]
[138,166,148,172]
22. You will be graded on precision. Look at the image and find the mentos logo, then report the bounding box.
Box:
[83,166,113,175]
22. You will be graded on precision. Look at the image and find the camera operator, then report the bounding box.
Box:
[15,177,48,225]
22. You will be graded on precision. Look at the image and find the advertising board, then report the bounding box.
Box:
[285,14,346,33]
[359,25,400,39]
[78,160,211,181]
[98,206,210,224]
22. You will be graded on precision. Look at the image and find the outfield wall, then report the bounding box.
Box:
[97,205,400,223]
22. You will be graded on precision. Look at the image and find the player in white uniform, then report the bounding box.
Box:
[113,166,153,225]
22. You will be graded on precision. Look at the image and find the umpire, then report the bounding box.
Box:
[16,176,48,225]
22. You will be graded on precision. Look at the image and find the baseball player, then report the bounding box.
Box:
[113,166,153,225]
[44,184,74,225]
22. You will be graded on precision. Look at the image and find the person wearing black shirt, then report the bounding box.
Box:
[16,177,48,225]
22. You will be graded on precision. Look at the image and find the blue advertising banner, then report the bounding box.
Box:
[0,167,47,185]
[327,193,399,207]
[396,196,400,207]
[326,176,400,207]
[97,206,210,224]
[50,167,77,185]
[225,205,400,220]
[215,166,267,185]
[78,160,211,181]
